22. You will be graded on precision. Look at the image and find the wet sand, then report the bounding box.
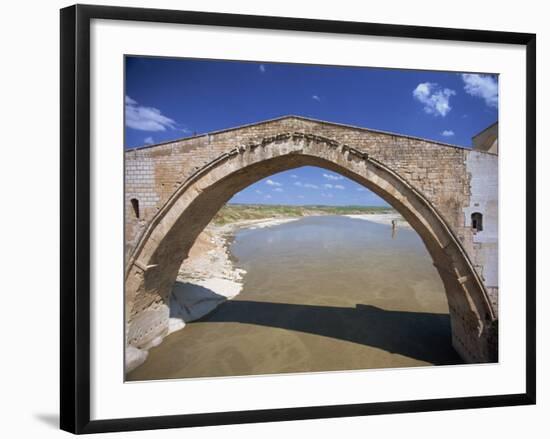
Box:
[127,216,462,381]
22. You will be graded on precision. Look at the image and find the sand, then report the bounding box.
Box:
[127,213,406,373]
[166,217,300,336]
[170,213,408,332]
[345,213,412,229]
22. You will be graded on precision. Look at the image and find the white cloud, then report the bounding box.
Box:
[357,187,366,192]
[144,136,154,145]
[324,183,344,190]
[290,174,298,179]
[323,173,344,181]
[412,82,456,117]
[266,179,282,187]
[255,190,262,194]
[461,74,498,108]
[259,64,266,73]
[125,96,177,131]
[441,130,455,137]
[295,181,319,189]
[312,95,321,102]
[273,187,283,192]
[264,194,272,199]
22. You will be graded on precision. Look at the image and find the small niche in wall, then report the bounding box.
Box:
[130,198,140,219]
[471,212,483,232]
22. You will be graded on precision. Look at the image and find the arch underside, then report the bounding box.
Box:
[125,133,497,365]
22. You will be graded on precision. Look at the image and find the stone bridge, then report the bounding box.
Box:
[124,116,498,364]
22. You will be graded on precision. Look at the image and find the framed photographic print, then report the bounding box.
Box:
[60,4,536,434]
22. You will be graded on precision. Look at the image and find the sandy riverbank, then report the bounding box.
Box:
[168,213,408,333]
[127,212,458,380]
[345,213,411,229]
[127,213,404,372]
[167,217,300,333]
[127,217,301,372]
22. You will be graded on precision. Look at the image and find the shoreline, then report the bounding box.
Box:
[168,216,301,331]
[127,212,405,372]
[345,213,411,229]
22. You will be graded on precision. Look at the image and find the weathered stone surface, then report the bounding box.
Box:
[124,116,499,364]
[125,345,148,373]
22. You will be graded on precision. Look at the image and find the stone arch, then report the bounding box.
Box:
[125,132,497,363]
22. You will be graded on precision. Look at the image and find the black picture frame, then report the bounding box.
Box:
[60,4,536,434]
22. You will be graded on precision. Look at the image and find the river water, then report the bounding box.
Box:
[128,216,462,381]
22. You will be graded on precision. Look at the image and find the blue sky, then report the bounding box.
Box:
[229,166,389,207]
[125,57,498,206]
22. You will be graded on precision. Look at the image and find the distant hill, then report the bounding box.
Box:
[213,204,396,225]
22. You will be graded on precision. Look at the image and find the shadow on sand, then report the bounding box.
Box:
[195,296,464,365]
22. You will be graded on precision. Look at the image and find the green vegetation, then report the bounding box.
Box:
[212,203,395,225]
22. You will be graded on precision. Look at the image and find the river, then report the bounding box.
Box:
[127,215,463,381]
